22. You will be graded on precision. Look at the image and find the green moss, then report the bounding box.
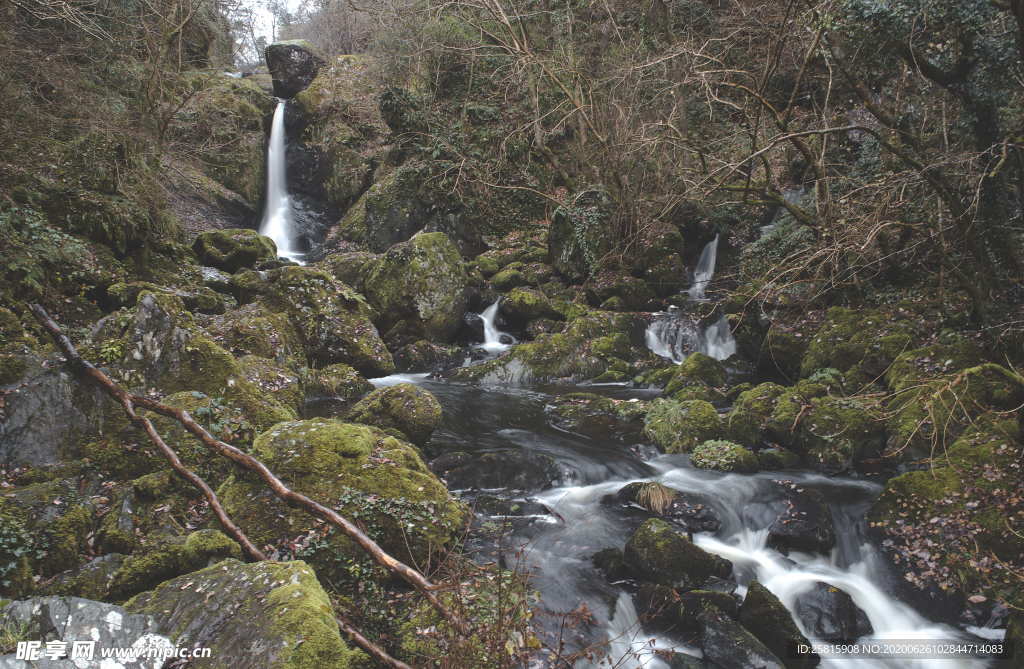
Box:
[756,447,802,470]
[218,420,465,575]
[345,383,442,447]
[192,229,278,272]
[237,355,304,413]
[664,353,726,403]
[490,267,529,292]
[643,399,722,453]
[306,364,372,404]
[691,440,759,473]
[800,307,919,388]
[797,395,884,473]
[502,287,562,322]
[725,382,786,446]
[623,518,731,588]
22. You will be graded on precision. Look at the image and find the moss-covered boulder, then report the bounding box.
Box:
[218,419,465,572]
[545,393,647,443]
[105,530,241,602]
[107,280,228,315]
[800,307,920,388]
[204,301,305,366]
[643,398,722,453]
[501,287,562,323]
[238,355,304,413]
[319,251,379,294]
[740,581,819,669]
[548,188,615,282]
[797,396,884,474]
[127,559,367,668]
[345,383,442,446]
[261,265,395,376]
[583,268,656,311]
[623,518,732,589]
[691,440,759,473]
[363,232,468,343]
[265,39,326,98]
[490,265,530,291]
[193,228,278,272]
[665,353,727,402]
[393,339,461,373]
[612,482,722,534]
[883,335,986,393]
[305,363,372,413]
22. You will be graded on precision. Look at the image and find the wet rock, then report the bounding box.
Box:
[612,482,721,533]
[546,393,647,443]
[394,339,462,373]
[698,604,785,669]
[691,440,759,473]
[501,287,563,324]
[725,382,787,446]
[304,363,373,416]
[127,559,366,668]
[583,268,656,311]
[623,519,732,590]
[238,354,303,413]
[345,383,442,446]
[192,228,277,272]
[798,395,885,474]
[431,450,561,491]
[592,548,631,583]
[740,581,820,669]
[219,419,465,571]
[757,447,802,470]
[665,353,727,403]
[363,232,469,343]
[107,281,228,315]
[265,40,325,98]
[793,582,873,641]
[643,398,723,453]
[0,596,170,667]
[766,482,836,555]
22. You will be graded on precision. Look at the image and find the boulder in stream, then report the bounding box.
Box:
[431,450,561,491]
[643,398,722,453]
[611,482,721,533]
[192,228,278,272]
[623,518,732,590]
[698,603,785,669]
[740,580,820,669]
[766,482,836,556]
[265,40,326,98]
[793,581,873,641]
[345,382,442,447]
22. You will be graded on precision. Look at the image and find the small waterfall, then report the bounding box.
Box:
[259,99,303,263]
[645,309,700,364]
[687,233,719,301]
[699,314,736,361]
[599,593,675,669]
[479,300,516,354]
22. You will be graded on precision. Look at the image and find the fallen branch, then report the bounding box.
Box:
[29,303,471,644]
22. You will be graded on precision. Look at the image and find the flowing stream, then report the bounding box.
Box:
[403,376,1001,668]
[259,99,304,263]
[479,299,517,354]
[687,234,719,302]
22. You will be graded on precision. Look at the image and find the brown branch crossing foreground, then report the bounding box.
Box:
[29,304,466,664]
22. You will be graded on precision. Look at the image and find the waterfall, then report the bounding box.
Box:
[645,310,700,364]
[479,300,516,354]
[687,234,719,301]
[599,593,675,669]
[259,100,303,263]
[699,314,736,361]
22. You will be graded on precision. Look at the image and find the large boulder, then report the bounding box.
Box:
[623,518,731,589]
[643,398,722,453]
[0,597,172,668]
[766,483,836,556]
[218,419,465,572]
[363,232,468,343]
[792,582,873,642]
[261,266,395,376]
[691,440,759,473]
[265,40,326,98]
[699,604,785,669]
[345,383,442,447]
[545,393,647,443]
[127,559,366,668]
[192,228,278,272]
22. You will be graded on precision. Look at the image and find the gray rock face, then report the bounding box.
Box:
[0,356,106,468]
[264,40,325,98]
[0,596,170,668]
[698,604,785,669]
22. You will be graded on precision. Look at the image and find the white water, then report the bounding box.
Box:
[699,314,736,360]
[478,300,516,354]
[687,234,719,301]
[645,310,736,363]
[530,465,995,669]
[368,373,431,387]
[259,100,303,263]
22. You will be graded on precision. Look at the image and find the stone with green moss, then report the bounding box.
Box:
[623,518,732,589]
[583,268,656,311]
[335,165,429,253]
[490,266,530,292]
[204,301,304,367]
[193,229,278,272]
[393,340,460,373]
[305,363,372,409]
[643,398,722,453]
[502,287,562,323]
[127,559,367,669]
[259,265,395,376]
[664,353,726,403]
[363,232,468,343]
[796,395,884,473]
[319,251,379,294]
[237,355,303,413]
[218,419,465,573]
[345,383,442,447]
[691,440,759,473]
[107,281,227,315]
[740,581,818,669]
[725,382,786,446]
[546,393,647,442]
[885,336,986,392]
[757,447,802,470]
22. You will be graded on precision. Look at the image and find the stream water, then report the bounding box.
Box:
[259,99,304,263]
[403,377,1000,669]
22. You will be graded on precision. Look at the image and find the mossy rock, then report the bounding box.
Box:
[884,336,986,393]
[345,383,442,447]
[238,355,304,413]
[204,301,305,367]
[501,287,562,323]
[546,393,648,442]
[319,251,379,294]
[665,353,726,403]
[490,266,530,292]
[725,382,786,446]
[218,419,465,573]
[192,228,278,272]
[0,481,94,583]
[127,559,367,668]
[691,440,759,473]
[107,281,228,315]
[105,530,242,602]
[739,581,818,669]
[800,307,920,388]
[583,268,656,311]
[757,447,802,470]
[643,399,722,454]
[796,395,884,473]
[363,232,469,343]
[260,266,395,376]
[393,340,461,373]
[305,363,372,409]
[623,518,732,589]
[95,471,209,553]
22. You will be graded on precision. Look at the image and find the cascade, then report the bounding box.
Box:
[644,309,700,364]
[478,299,516,354]
[699,313,737,360]
[687,233,719,301]
[259,100,303,263]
